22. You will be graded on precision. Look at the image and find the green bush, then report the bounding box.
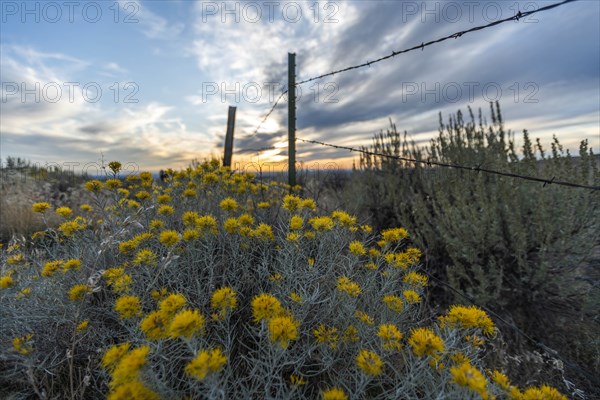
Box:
[348,102,600,396]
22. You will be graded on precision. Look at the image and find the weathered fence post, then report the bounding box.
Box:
[223,106,236,168]
[288,53,296,189]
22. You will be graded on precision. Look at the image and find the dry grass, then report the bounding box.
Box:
[0,169,90,243]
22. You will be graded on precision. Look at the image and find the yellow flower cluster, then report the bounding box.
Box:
[103,268,133,293]
[403,289,422,304]
[119,232,153,254]
[55,206,73,218]
[356,349,383,376]
[289,215,304,230]
[63,258,82,271]
[336,277,362,297]
[0,275,14,288]
[211,287,238,319]
[450,361,489,399]
[182,212,219,235]
[342,325,360,342]
[41,260,62,277]
[377,324,403,351]
[381,227,409,243]
[32,202,52,213]
[309,216,335,231]
[250,223,275,241]
[385,248,422,269]
[282,194,315,212]
[12,334,33,355]
[102,344,158,399]
[133,248,158,266]
[220,197,239,212]
[169,309,205,338]
[41,259,81,277]
[251,293,283,323]
[7,253,25,264]
[348,241,366,256]
[16,287,31,298]
[76,320,89,333]
[57,217,88,237]
[313,324,339,349]
[184,348,227,381]
[322,387,348,400]
[251,293,299,348]
[85,180,103,192]
[290,374,307,385]
[105,179,122,190]
[331,210,356,227]
[519,385,568,400]
[382,295,404,313]
[439,305,496,337]
[140,293,195,340]
[355,310,374,325]
[408,327,445,358]
[403,271,428,287]
[114,295,142,319]
[157,205,174,216]
[69,284,91,301]
[290,292,303,303]
[269,315,300,348]
[159,230,179,247]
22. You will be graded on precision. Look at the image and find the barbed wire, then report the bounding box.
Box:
[295,0,578,86]
[296,138,600,190]
[240,0,578,149]
[243,89,288,139]
[424,271,600,386]
[238,145,278,154]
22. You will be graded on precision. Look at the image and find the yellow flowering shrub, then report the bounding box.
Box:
[1,162,570,399]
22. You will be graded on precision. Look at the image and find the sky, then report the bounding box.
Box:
[1,0,599,174]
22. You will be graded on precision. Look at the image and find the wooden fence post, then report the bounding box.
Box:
[288,53,296,189]
[223,106,236,167]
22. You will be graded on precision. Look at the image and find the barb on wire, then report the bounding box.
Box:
[425,271,600,386]
[245,89,288,138]
[296,137,600,191]
[295,0,577,86]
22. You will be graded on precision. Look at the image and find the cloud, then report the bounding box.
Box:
[1,1,597,171]
[0,44,215,170]
[118,0,184,39]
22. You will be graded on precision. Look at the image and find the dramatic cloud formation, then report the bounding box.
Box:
[1,0,598,171]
